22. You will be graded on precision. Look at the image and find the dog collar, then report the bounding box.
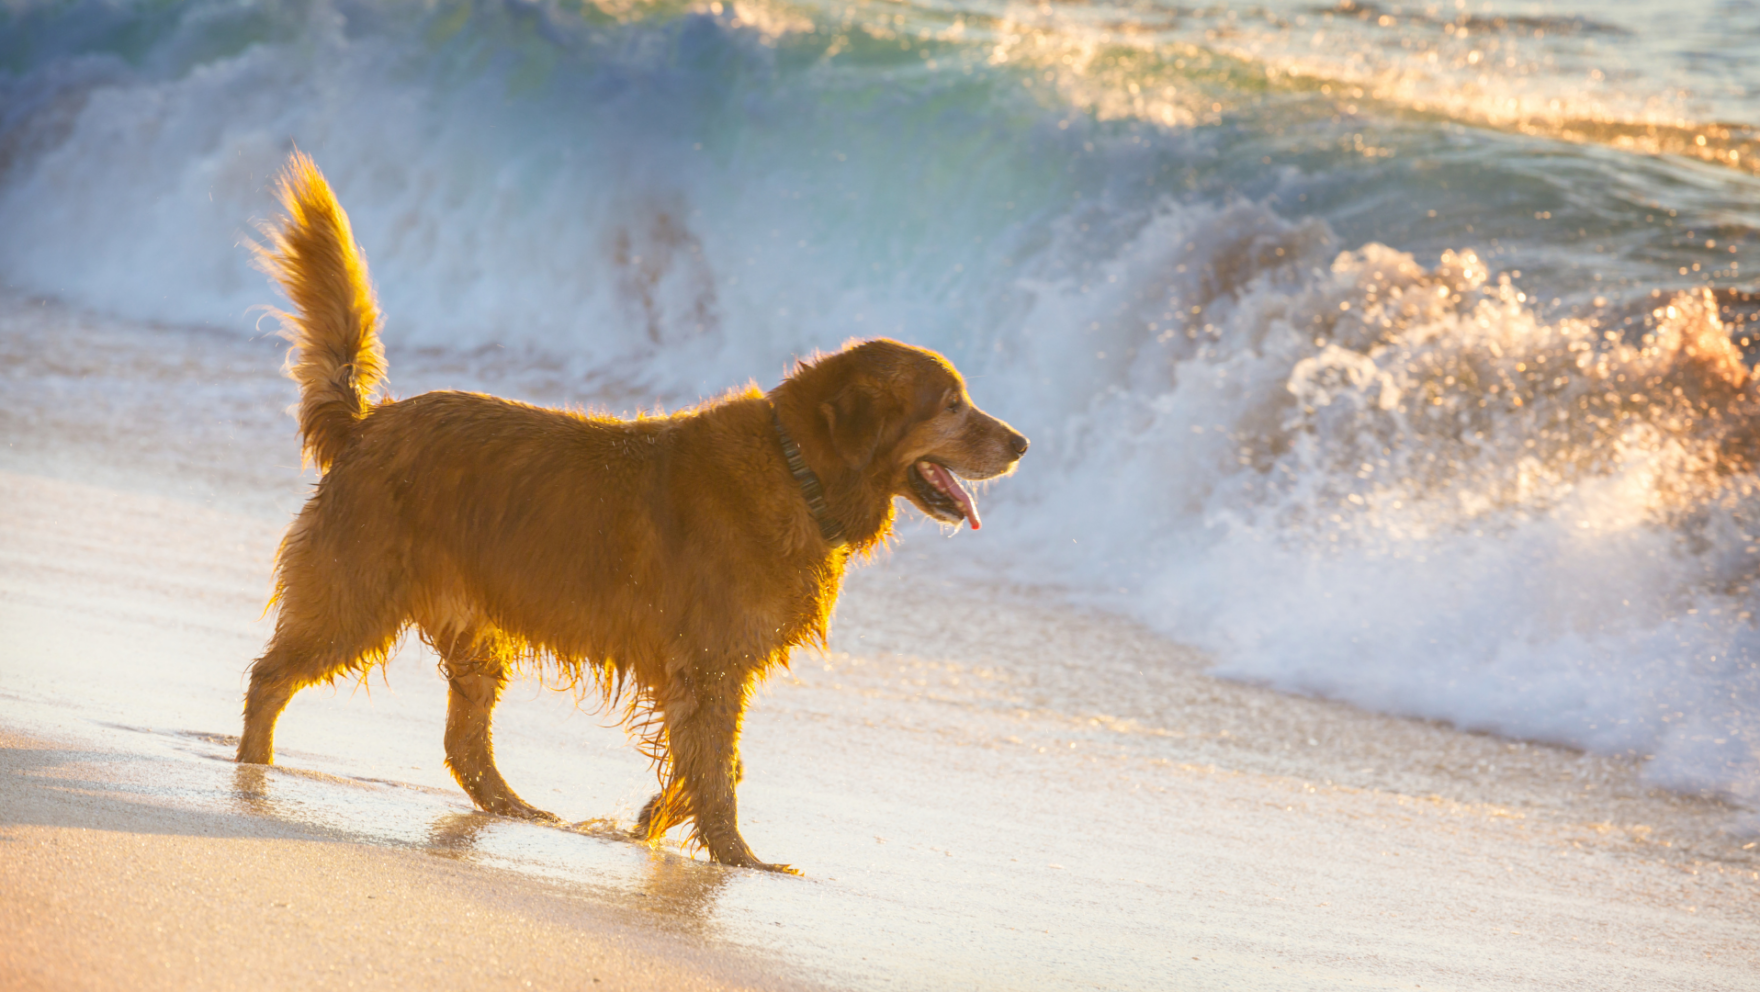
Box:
[770,405,849,549]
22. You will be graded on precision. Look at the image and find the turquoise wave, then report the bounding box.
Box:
[2,0,1757,822]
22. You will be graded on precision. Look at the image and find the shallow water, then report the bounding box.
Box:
[5,461,1754,991]
[2,297,1756,990]
[5,0,1760,810]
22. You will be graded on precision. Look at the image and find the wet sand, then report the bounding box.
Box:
[3,293,1758,990]
[0,728,811,992]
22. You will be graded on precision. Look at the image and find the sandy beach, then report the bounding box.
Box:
[3,294,1757,990]
[0,727,811,992]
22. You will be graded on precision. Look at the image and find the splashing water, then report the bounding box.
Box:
[1,0,1756,818]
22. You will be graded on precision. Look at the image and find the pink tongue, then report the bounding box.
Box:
[924,462,981,530]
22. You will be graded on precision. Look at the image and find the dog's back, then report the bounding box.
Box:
[299,388,834,680]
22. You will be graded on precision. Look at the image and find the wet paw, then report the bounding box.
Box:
[485,798,560,823]
[720,855,800,875]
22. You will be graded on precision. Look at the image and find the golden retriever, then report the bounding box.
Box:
[236,153,1028,871]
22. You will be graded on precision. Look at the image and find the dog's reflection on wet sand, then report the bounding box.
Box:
[425,810,733,932]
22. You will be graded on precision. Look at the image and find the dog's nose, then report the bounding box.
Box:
[1008,432,1029,457]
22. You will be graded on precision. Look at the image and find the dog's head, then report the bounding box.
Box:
[795,339,1028,531]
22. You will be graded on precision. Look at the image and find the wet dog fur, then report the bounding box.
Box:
[235,153,1028,870]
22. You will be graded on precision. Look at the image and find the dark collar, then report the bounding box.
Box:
[770,404,848,549]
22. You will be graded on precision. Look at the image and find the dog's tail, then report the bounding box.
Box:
[253,151,385,472]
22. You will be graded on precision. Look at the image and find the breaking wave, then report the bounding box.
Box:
[1,0,1756,820]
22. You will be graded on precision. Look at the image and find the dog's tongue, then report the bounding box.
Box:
[923,461,981,530]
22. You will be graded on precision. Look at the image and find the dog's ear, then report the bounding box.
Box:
[821,380,884,470]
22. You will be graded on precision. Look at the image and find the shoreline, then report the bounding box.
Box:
[0,729,817,992]
[5,466,1757,990]
[3,294,1757,990]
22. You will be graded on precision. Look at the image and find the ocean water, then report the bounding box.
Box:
[2,0,1758,819]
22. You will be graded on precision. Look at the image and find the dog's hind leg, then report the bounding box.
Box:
[237,636,311,765]
[238,595,403,766]
[437,630,559,822]
[239,508,407,765]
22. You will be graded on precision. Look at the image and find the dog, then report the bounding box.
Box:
[236,153,1028,871]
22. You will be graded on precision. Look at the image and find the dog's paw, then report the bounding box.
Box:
[750,861,802,876]
[569,817,622,836]
[485,798,561,823]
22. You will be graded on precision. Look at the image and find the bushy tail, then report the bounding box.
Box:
[253,151,385,472]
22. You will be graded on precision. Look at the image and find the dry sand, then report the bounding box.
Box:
[0,728,813,992]
[3,293,1759,990]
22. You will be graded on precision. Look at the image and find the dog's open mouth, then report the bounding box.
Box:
[909,460,981,530]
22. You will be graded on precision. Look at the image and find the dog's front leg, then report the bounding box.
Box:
[662,672,795,873]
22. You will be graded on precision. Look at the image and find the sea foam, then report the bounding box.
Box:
[1,0,1754,821]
